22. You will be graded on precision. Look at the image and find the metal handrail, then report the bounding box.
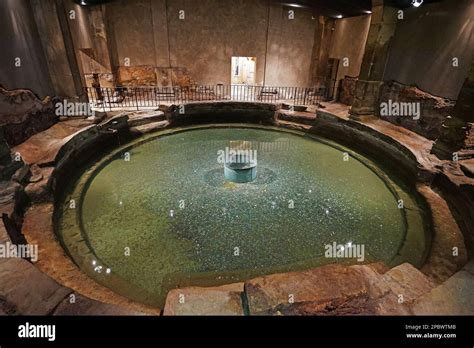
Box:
[84,84,326,111]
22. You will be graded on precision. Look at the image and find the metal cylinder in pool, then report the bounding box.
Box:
[224,151,257,183]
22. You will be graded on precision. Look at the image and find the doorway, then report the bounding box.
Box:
[231,57,256,85]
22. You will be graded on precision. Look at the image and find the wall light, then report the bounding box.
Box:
[412,0,423,7]
[335,14,343,19]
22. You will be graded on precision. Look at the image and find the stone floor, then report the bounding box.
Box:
[1,101,473,315]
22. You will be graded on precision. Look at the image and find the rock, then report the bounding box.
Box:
[130,121,169,135]
[11,164,31,184]
[277,110,316,125]
[163,283,244,316]
[0,220,10,244]
[0,258,71,315]
[417,185,468,283]
[244,263,434,315]
[411,268,474,315]
[127,110,166,127]
[11,118,99,166]
[462,259,474,275]
[53,293,146,316]
[379,263,435,304]
[339,76,358,105]
[0,86,58,147]
[24,166,54,203]
[0,130,23,181]
[377,81,455,140]
[0,296,19,315]
[431,117,470,159]
[245,264,372,315]
[460,158,474,178]
[0,181,27,223]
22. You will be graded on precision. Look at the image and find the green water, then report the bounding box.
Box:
[57,126,428,307]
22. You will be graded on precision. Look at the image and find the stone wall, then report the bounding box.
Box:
[329,15,371,93]
[0,0,54,98]
[377,81,455,140]
[383,0,474,100]
[85,0,318,87]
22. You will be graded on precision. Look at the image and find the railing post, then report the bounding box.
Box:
[135,87,139,111]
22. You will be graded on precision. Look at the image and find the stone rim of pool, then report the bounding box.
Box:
[55,124,431,307]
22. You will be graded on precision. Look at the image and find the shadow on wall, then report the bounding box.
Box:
[0,0,54,98]
[383,0,474,100]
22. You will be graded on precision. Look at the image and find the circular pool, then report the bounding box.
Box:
[56,125,429,307]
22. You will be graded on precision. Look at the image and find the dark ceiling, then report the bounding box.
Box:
[74,0,446,18]
[275,0,445,18]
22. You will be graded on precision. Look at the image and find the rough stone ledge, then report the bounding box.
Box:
[165,101,279,126]
[19,202,160,315]
[162,263,437,316]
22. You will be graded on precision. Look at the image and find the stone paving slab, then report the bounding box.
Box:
[53,293,148,316]
[411,266,474,315]
[12,119,97,165]
[163,283,244,316]
[0,258,71,315]
[127,111,166,127]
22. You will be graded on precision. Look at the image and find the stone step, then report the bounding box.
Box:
[411,260,474,315]
[127,111,166,127]
[276,119,312,132]
[129,120,169,135]
[277,110,317,125]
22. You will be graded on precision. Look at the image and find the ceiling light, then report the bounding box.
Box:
[286,3,305,8]
[412,0,423,7]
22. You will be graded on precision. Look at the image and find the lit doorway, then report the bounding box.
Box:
[231,57,256,85]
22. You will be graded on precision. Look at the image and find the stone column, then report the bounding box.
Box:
[349,0,398,118]
[30,0,84,99]
[63,1,115,89]
[431,61,474,160]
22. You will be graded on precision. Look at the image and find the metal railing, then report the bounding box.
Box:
[84,84,326,111]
